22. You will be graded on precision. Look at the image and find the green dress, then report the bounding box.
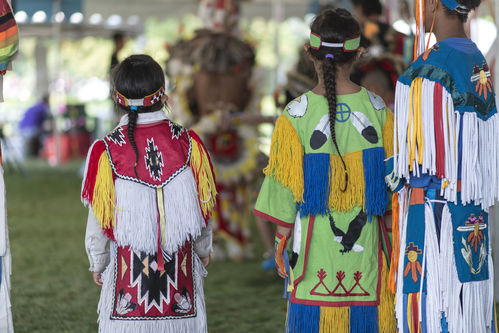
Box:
[254,88,395,332]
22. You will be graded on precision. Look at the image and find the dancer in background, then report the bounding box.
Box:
[167,0,264,261]
[391,0,497,331]
[82,55,216,332]
[254,9,397,332]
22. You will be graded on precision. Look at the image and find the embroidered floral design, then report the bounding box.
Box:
[471,62,492,100]
[310,269,369,297]
[172,288,193,313]
[457,213,487,275]
[404,242,422,283]
[115,289,138,315]
[144,138,164,181]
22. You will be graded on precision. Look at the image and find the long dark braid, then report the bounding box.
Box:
[127,109,139,178]
[309,8,360,192]
[111,54,166,177]
[322,58,348,191]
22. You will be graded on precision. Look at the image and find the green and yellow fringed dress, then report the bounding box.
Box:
[254,88,396,332]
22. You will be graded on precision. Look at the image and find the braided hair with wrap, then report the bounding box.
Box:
[112,55,167,178]
[308,9,361,191]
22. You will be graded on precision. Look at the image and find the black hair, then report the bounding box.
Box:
[112,32,124,43]
[308,8,361,191]
[351,0,382,17]
[112,54,166,177]
[443,0,481,22]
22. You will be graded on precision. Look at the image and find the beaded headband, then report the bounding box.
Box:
[114,85,166,110]
[309,32,361,52]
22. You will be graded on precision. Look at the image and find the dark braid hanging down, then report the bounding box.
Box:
[127,109,140,178]
[112,55,166,177]
[308,9,361,191]
[322,58,348,191]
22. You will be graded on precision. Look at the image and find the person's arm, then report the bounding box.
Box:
[194,221,212,267]
[85,209,110,286]
[275,225,293,278]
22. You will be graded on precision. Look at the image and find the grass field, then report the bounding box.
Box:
[6,160,286,333]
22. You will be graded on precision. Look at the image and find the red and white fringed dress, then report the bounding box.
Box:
[82,111,217,333]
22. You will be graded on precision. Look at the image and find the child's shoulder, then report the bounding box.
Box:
[363,89,387,113]
[282,92,313,119]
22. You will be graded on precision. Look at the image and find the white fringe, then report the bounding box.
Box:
[394,78,499,209]
[423,199,442,332]
[113,167,205,255]
[394,81,411,179]
[395,187,409,331]
[440,204,464,333]
[421,80,436,176]
[97,243,208,333]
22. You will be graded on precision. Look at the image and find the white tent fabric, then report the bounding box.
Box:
[84,0,308,21]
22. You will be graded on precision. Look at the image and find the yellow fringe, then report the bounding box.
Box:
[263,115,304,203]
[494,299,498,333]
[408,78,423,171]
[92,152,116,230]
[383,109,394,159]
[190,139,217,218]
[378,253,397,333]
[388,193,400,294]
[319,306,349,333]
[329,151,365,213]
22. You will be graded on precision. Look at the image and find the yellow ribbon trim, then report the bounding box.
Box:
[92,152,116,230]
[319,306,349,333]
[408,78,423,171]
[264,115,304,203]
[190,138,217,218]
[383,109,394,159]
[156,187,166,245]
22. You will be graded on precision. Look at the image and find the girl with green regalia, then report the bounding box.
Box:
[254,8,397,333]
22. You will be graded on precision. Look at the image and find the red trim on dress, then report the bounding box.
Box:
[434,83,446,179]
[253,209,294,228]
[82,140,106,204]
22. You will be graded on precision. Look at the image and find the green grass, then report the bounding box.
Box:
[6,160,286,333]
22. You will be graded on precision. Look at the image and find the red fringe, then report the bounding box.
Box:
[434,83,446,179]
[81,140,106,205]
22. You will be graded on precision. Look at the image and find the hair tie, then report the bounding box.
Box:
[325,54,334,59]
[130,106,138,111]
